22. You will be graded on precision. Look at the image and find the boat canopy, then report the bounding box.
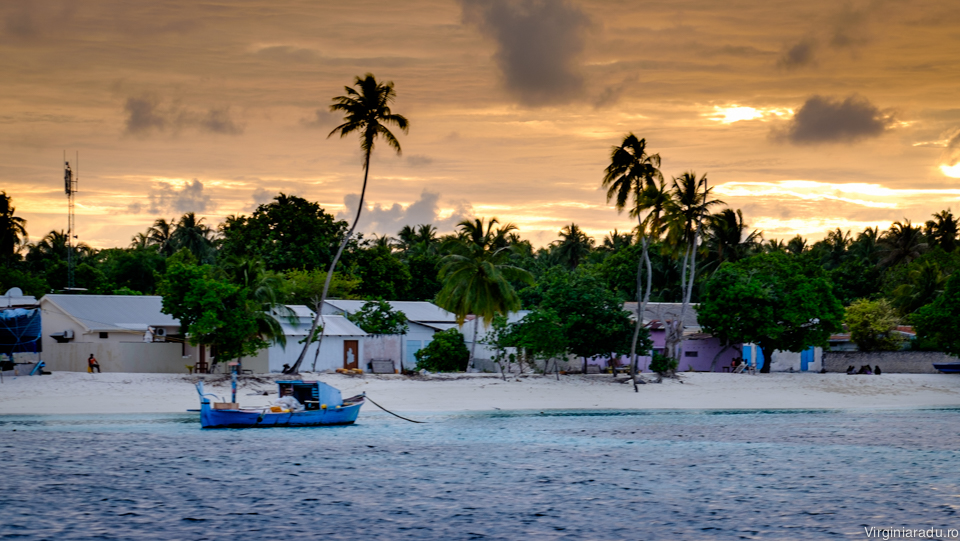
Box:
[277,380,343,408]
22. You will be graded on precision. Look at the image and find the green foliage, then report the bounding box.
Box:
[112,286,143,296]
[0,264,49,297]
[94,247,165,294]
[509,308,568,369]
[346,300,409,335]
[649,352,678,374]
[280,268,360,307]
[158,258,267,364]
[484,313,520,376]
[404,253,442,301]
[521,268,644,360]
[914,271,960,357]
[350,245,411,300]
[845,298,904,351]
[414,328,469,372]
[829,258,882,306]
[219,194,349,272]
[698,252,843,373]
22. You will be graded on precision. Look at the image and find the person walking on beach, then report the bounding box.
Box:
[88,354,101,373]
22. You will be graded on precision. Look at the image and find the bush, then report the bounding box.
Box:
[649,352,678,374]
[845,298,903,352]
[414,329,469,372]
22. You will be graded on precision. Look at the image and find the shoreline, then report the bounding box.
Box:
[1,371,958,415]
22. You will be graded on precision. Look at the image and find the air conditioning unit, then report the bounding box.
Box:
[63,329,74,339]
[154,327,167,337]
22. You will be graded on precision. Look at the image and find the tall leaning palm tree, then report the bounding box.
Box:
[0,192,28,258]
[664,171,722,361]
[436,217,534,368]
[602,134,663,390]
[289,73,409,374]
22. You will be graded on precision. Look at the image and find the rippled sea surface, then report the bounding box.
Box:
[2,408,959,540]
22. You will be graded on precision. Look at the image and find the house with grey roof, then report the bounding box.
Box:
[39,294,195,373]
[322,300,459,370]
[251,305,368,373]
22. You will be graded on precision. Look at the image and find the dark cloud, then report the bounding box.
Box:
[460,0,591,106]
[338,190,473,235]
[199,107,243,135]
[771,95,895,145]
[123,96,242,136]
[300,109,338,130]
[127,179,215,215]
[406,155,433,167]
[124,96,167,135]
[777,39,817,70]
[254,45,320,63]
[593,75,637,109]
[251,187,273,207]
[830,3,871,49]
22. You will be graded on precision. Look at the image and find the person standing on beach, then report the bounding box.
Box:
[88,354,101,373]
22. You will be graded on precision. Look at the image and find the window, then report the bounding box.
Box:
[684,351,698,357]
[99,332,109,339]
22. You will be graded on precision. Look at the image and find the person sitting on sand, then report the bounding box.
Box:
[273,386,304,412]
[87,354,101,373]
[847,365,855,375]
[874,365,882,375]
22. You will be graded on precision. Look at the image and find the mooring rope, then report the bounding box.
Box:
[364,394,426,424]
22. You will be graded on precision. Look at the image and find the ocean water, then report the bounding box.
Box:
[2,408,958,540]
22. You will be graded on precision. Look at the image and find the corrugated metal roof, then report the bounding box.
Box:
[623,302,701,329]
[324,300,457,323]
[42,295,180,332]
[282,314,367,337]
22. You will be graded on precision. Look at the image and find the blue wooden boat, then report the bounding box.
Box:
[196,379,364,429]
[933,363,960,374]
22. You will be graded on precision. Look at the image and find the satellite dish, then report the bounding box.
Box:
[4,288,23,297]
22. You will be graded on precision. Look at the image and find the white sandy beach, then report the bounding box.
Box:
[1,371,959,415]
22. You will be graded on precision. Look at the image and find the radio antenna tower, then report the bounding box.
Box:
[64,151,78,289]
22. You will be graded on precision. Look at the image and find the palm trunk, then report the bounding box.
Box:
[629,233,649,392]
[289,150,371,374]
[641,245,653,371]
[468,316,479,371]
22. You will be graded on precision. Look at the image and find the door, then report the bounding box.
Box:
[344,340,359,369]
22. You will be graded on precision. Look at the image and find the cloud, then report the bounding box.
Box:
[127,179,215,215]
[199,106,243,135]
[300,109,338,130]
[251,187,273,207]
[941,128,960,167]
[830,3,871,49]
[337,190,473,235]
[777,39,817,70]
[771,95,895,144]
[406,154,433,167]
[460,0,591,106]
[254,45,320,63]
[124,96,167,135]
[593,75,638,109]
[122,95,243,136]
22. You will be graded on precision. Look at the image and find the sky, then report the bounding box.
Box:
[2,0,960,249]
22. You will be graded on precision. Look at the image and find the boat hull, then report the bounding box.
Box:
[199,401,363,429]
[933,363,960,374]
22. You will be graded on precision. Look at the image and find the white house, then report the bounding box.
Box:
[252,305,368,373]
[39,294,197,373]
[321,300,459,369]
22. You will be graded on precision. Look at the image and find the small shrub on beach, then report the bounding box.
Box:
[649,353,678,374]
[414,329,469,372]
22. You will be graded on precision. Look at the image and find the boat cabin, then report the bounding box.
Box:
[276,380,343,410]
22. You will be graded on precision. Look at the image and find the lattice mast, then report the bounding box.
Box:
[63,152,78,289]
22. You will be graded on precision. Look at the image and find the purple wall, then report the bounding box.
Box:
[588,329,741,373]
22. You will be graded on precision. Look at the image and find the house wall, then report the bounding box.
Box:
[823,351,950,374]
[743,345,823,372]
[265,335,365,373]
[42,341,188,373]
[363,335,402,370]
[402,322,441,369]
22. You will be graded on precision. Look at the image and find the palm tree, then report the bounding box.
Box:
[924,209,958,252]
[553,223,594,270]
[170,212,215,263]
[891,260,945,315]
[290,74,409,374]
[436,217,534,367]
[220,255,290,347]
[879,220,927,267]
[130,232,149,249]
[813,228,851,270]
[601,134,664,389]
[702,208,761,270]
[664,171,723,361]
[786,234,807,254]
[0,192,28,258]
[764,239,786,253]
[849,226,881,265]
[147,218,175,256]
[601,229,633,253]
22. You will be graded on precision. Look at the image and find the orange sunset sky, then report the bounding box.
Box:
[2,0,960,248]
